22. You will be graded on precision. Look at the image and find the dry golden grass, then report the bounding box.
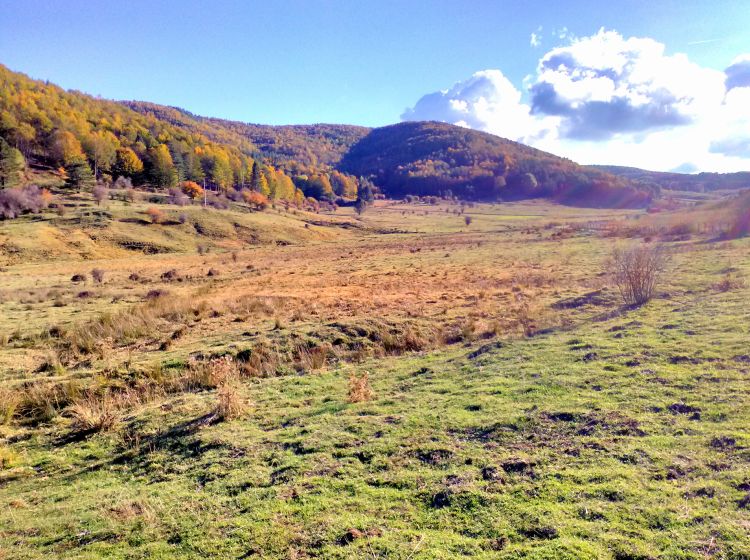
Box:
[215,380,247,421]
[67,391,121,433]
[0,388,20,425]
[348,371,373,403]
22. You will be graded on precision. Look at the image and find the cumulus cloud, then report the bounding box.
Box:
[400,29,750,172]
[400,70,547,141]
[725,54,750,91]
[530,29,725,140]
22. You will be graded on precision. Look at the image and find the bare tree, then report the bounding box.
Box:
[92,184,109,206]
[609,244,669,305]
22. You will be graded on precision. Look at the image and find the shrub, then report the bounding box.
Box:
[124,186,138,202]
[167,187,190,206]
[180,180,203,200]
[0,388,20,424]
[71,273,87,283]
[215,380,246,421]
[91,268,105,283]
[348,372,373,403]
[0,185,52,219]
[242,190,269,210]
[113,176,133,190]
[464,215,472,226]
[146,207,165,224]
[92,184,109,206]
[609,244,669,305]
[67,392,120,433]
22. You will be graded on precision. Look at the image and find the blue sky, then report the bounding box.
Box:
[3,0,750,170]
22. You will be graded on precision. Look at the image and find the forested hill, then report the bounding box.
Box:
[122,101,369,171]
[1,64,655,207]
[340,122,655,207]
[591,165,750,193]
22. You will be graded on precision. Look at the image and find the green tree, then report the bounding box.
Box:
[84,130,118,178]
[358,176,375,202]
[0,137,25,188]
[65,156,95,191]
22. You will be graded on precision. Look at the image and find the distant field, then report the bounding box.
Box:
[0,193,748,559]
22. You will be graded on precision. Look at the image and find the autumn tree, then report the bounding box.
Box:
[180,180,203,200]
[303,173,334,200]
[50,130,85,166]
[242,190,269,210]
[147,144,177,189]
[249,161,270,195]
[330,170,358,198]
[113,147,143,180]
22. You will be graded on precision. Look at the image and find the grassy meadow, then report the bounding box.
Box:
[0,191,748,559]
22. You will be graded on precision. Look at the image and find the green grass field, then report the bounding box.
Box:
[0,193,748,559]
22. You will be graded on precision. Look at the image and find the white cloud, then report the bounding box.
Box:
[400,30,750,173]
[530,29,725,140]
[530,32,541,48]
[401,69,549,141]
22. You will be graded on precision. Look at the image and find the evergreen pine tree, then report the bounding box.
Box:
[65,156,95,191]
[0,137,25,188]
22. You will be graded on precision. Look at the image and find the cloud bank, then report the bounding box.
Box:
[402,29,750,172]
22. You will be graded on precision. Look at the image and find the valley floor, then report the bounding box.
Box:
[0,198,748,559]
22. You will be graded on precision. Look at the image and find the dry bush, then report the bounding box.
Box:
[67,391,120,433]
[380,325,430,354]
[146,207,166,224]
[107,500,156,523]
[712,272,746,292]
[295,343,331,371]
[609,244,669,306]
[92,184,109,206]
[348,372,373,403]
[17,381,81,424]
[511,291,537,337]
[0,388,21,424]
[236,342,280,377]
[0,185,51,219]
[180,356,238,391]
[91,268,105,283]
[215,380,247,421]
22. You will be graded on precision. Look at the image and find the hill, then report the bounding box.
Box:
[340,122,656,207]
[121,101,370,171]
[592,165,750,193]
[1,64,653,207]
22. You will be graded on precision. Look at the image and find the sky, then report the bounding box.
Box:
[2,0,750,172]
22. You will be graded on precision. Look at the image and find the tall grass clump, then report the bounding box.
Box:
[67,391,121,433]
[58,294,201,358]
[348,372,373,403]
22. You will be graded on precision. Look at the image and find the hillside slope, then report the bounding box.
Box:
[592,165,750,193]
[340,122,655,207]
[122,101,370,170]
